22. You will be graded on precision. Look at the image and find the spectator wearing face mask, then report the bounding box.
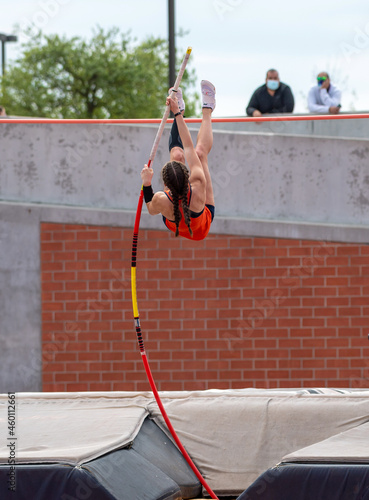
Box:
[308,72,341,114]
[246,69,295,117]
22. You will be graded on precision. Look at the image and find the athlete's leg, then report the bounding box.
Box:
[195,108,214,205]
[168,88,186,164]
[169,113,186,164]
[195,81,216,206]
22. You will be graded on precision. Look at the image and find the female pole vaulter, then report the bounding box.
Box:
[140,80,216,241]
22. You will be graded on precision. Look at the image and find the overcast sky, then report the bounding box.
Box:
[1,0,369,117]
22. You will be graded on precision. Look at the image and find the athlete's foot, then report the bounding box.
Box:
[169,86,185,112]
[201,80,216,111]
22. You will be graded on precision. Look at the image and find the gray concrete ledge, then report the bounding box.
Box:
[2,200,368,243]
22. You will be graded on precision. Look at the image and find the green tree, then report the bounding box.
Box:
[0,27,197,118]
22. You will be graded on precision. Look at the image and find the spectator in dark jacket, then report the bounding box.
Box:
[246,69,294,117]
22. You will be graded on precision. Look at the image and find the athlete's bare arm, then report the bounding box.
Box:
[166,96,205,187]
[146,191,168,216]
[140,164,169,216]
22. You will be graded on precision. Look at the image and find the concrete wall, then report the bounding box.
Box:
[0,121,368,391]
[1,122,369,227]
[209,112,369,139]
[0,205,41,391]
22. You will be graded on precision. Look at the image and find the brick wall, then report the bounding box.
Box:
[41,223,369,392]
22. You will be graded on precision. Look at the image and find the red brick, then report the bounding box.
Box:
[277,239,301,247]
[288,247,312,257]
[338,267,361,276]
[76,230,99,240]
[242,248,265,258]
[54,251,77,262]
[43,302,65,311]
[265,247,288,257]
[42,241,65,252]
[253,238,277,247]
[43,262,64,272]
[78,352,101,361]
[267,370,290,379]
[337,246,360,255]
[351,297,369,306]
[55,373,77,382]
[52,231,76,241]
[43,383,67,391]
[41,223,62,231]
[228,238,253,248]
[276,319,299,328]
[65,241,87,251]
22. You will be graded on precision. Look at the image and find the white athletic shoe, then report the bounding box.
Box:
[201,80,216,111]
[168,86,185,112]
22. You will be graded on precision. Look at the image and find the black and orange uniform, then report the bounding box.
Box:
[162,184,214,241]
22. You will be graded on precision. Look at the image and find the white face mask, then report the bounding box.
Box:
[266,80,279,91]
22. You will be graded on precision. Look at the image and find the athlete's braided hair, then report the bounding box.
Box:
[162,160,193,237]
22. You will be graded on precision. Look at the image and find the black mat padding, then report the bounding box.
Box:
[84,447,181,500]
[237,463,369,500]
[0,464,115,500]
[132,417,201,499]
